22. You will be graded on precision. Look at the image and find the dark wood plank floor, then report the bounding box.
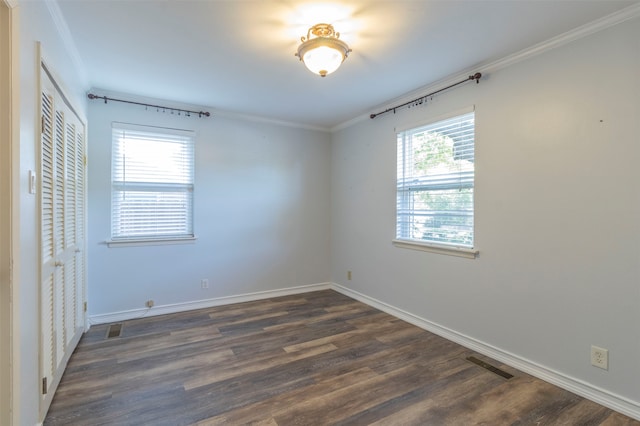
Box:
[45,290,639,425]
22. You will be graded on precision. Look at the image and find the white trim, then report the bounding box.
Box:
[0,3,14,425]
[106,236,197,248]
[333,4,640,131]
[394,105,476,135]
[85,280,640,419]
[8,3,19,425]
[331,113,366,133]
[392,239,478,259]
[43,0,89,88]
[90,88,331,133]
[213,108,330,133]
[331,283,640,421]
[481,2,640,75]
[88,282,332,325]
[111,121,195,137]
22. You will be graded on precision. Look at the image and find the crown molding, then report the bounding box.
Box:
[43,0,89,88]
[331,112,368,132]
[334,3,640,132]
[89,87,331,133]
[213,109,331,133]
[481,2,640,74]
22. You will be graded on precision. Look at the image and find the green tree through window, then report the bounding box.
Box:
[396,111,474,247]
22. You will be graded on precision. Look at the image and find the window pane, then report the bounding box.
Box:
[112,189,193,239]
[113,132,193,184]
[396,112,475,247]
[111,124,195,240]
[397,188,474,246]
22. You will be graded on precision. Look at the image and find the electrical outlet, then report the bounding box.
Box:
[591,345,608,370]
[347,270,352,281]
[201,279,209,289]
[146,300,154,308]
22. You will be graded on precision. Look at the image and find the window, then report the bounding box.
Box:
[396,111,475,249]
[111,123,195,242]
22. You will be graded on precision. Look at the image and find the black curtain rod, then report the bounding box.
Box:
[370,72,482,120]
[87,93,211,118]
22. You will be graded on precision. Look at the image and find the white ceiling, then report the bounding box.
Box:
[56,0,637,129]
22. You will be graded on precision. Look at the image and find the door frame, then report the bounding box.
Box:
[1,0,20,425]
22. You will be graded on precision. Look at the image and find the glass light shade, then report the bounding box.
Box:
[296,24,351,77]
[302,45,345,77]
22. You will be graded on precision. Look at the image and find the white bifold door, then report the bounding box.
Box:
[39,65,87,420]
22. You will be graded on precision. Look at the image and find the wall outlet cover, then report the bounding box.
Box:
[591,345,608,370]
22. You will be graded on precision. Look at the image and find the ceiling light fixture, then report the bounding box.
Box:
[295,23,351,77]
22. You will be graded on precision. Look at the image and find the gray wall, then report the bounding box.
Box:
[331,17,640,405]
[87,100,332,316]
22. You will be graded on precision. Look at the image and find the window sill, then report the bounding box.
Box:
[106,236,197,248]
[392,239,478,259]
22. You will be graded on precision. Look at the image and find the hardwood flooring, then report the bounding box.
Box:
[45,290,639,425]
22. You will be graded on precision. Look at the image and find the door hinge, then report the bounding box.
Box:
[83,301,87,312]
[42,377,48,395]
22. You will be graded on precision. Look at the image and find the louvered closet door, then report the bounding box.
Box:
[74,125,86,336]
[40,77,56,399]
[40,69,86,420]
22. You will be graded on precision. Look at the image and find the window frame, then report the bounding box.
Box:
[393,108,478,259]
[108,122,196,247]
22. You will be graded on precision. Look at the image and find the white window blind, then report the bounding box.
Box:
[396,111,475,247]
[111,123,195,241]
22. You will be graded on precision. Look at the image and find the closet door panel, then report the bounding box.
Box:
[40,83,56,394]
[75,128,86,327]
[39,68,87,420]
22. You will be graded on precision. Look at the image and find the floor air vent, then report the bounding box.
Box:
[466,356,514,379]
[106,323,123,339]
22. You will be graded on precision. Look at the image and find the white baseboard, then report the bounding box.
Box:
[331,283,640,421]
[88,282,332,325]
[87,280,639,421]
